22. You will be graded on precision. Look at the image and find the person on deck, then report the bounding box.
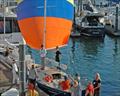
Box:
[28,65,37,88]
[73,74,82,96]
[59,76,71,91]
[40,44,47,70]
[85,81,94,96]
[55,46,61,67]
[93,73,101,96]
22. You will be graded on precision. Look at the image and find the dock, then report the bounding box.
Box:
[105,25,120,37]
[107,31,120,37]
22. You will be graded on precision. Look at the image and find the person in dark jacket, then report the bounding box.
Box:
[93,73,101,96]
[55,46,61,66]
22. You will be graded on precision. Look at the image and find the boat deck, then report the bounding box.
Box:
[105,25,120,37]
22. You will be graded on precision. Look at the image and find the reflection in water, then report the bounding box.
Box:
[79,37,104,56]
[114,39,118,55]
[71,38,75,64]
[113,38,120,66]
[69,38,76,75]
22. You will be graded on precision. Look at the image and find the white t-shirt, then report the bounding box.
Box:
[40,49,47,57]
[28,69,36,79]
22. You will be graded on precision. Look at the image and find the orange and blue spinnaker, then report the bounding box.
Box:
[17,0,74,50]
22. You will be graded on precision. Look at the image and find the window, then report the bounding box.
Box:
[52,73,62,79]
[6,21,11,33]
[0,20,11,33]
[0,21,4,33]
[12,20,20,32]
[0,18,20,34]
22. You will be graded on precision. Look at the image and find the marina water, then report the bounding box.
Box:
[30,36,120,96]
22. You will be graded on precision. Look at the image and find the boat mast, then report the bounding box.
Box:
[80,0,82,12]
[43,0,47,48]
[3,0,6,40]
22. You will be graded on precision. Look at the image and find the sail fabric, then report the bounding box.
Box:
[16,0,23,4]
[17,0,74,50]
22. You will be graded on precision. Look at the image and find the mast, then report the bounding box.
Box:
[3,0,6,40]
[43,0,47,48]
[77,0,82,15]
[80,0,82,12]
[19,42,26,96]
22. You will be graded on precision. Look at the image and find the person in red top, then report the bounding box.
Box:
[59,76,71,91]
[85,81,94,96]
[28,82,35,96]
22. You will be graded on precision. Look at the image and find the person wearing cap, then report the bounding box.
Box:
[93,73,101,96]
[28,64,37,88]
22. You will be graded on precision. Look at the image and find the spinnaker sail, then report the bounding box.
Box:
[17,0,74,50]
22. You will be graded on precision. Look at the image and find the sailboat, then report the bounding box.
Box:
[17,0,74,96]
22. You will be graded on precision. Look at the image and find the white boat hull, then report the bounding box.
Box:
[0,33,23,44]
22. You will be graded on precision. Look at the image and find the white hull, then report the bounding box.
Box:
[0,33,23,44]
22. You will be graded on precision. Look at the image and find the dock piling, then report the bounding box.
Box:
[19,44,26,96]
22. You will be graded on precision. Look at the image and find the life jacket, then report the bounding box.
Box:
[28,83,39,96]
[44,75,53,83]
[60,80,71,91]
[28,83,34,90]
[86,84,94,95]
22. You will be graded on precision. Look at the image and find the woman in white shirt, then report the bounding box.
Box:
[40,45,47,70]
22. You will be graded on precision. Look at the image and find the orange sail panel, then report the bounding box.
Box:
[17,0,74,50]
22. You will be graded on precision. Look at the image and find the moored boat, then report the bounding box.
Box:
[80,12,105,38]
